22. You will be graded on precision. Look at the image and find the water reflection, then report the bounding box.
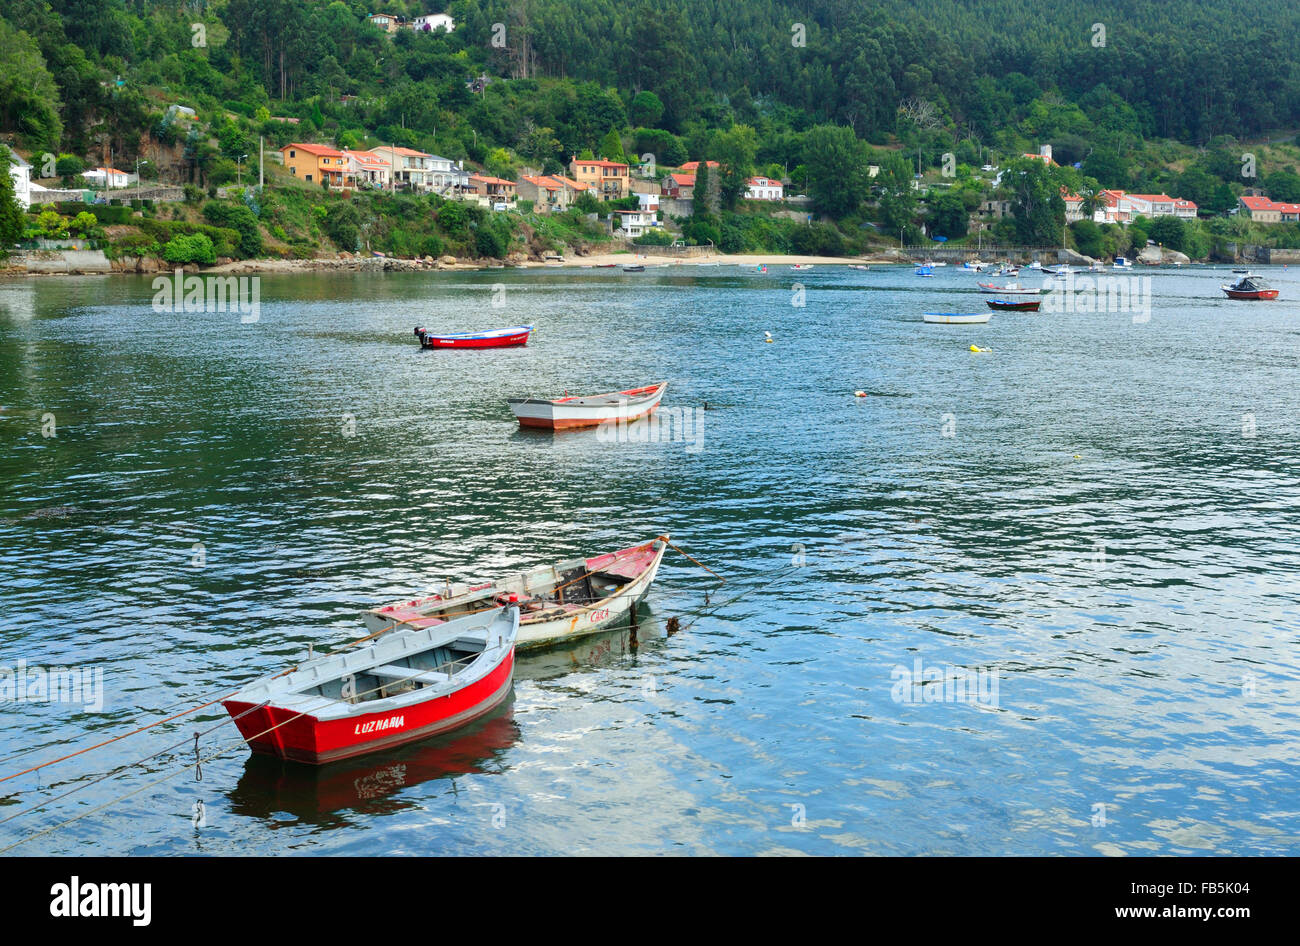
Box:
[228,705,520,824]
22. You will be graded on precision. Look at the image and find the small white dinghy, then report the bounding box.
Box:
[507,381,667,430]
[922,312,992,324]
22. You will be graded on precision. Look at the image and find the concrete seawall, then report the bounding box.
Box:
[6,249,114,274]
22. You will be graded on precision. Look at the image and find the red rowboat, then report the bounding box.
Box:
[223,607,518,764]
[1221,274,1279,300]
[414,325,533,349]
[506,381,667,430]
[986,298,1042,311]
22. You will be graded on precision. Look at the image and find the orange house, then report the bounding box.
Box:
[568,156,630,200]
[281,143,349,187]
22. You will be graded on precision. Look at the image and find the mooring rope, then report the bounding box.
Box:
[0,658,474,853]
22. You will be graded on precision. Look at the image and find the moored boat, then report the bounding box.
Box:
[363,537,670,650]
[986,298,1042,311]
[916,265,935,277]
[223,607,518,765]
[977,281,1040,295]
[1221,273,1279,299]
[1113,256,1132,269]
[792,263,814,271]
[622,264,645,272]
[415,325,533,349]
[507,381,667,430]
[923,311,991,324]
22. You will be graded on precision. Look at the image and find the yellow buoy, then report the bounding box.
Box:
[969,345,990,353]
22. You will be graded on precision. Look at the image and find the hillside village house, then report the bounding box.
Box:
[517,175,569,212]
[411,13,454,32]
[467,174,517,206]
[82,166,130,188]
[367,13,399,32]
[663,172,695,199]
[7,151,33,208]
[1238,195,1300,222]
[612,208,660,239]
[281,143,348,186]
[1084,190,1198,224]
[568,156,629,200]
[745,176,783,200]
[637,192,660,213]
[343,149,390,188]
[679,161,719,173]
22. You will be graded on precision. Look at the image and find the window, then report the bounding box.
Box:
[289,150,296,158]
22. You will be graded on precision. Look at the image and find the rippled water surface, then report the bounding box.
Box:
[2,264,1298,855]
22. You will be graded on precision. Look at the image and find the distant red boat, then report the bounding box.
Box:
[414,325,533,349]
[986,298,1042,311]
[223,607,518,764]
[1221,274,1278,300]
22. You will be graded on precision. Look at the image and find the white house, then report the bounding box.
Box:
[637,192,660,213]
[411,13,454,32]
[342,149,391,188]
[745,176,784,200]
[613,209,660,239]
[7,151,33,209]
[82,166,130,188]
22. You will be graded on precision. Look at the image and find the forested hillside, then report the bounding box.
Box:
[4,0,1300,262]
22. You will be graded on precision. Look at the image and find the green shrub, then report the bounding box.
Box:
[162,233,217,265]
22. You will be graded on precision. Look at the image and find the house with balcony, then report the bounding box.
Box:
[518,175,569,213]
[467,175,517,206]
[343,149,390,188]
[612,209,660,239]
[568,156,629,200]
[365,146,437,190]
[281,143,348,186]
[367,13,400,32]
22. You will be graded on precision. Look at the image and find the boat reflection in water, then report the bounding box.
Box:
[514,606,670,685]
[228,704,520,824]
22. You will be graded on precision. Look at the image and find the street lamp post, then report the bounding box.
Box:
[135,158,149,203]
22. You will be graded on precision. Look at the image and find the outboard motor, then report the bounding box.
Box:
[414,327,427,347]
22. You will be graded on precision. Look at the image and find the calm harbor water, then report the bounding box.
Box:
[2,262,1298,856]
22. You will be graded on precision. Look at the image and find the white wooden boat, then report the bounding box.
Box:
[362,537,669,650]
[507,381,667,430]
[977,281,1040,295]
[923,311,991,324]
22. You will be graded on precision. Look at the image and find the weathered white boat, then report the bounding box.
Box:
[506,381,667,430]
[362,537,669,650]
[977,282,1040,295]
[923,311,991,324]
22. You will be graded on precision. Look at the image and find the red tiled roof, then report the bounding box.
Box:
[285,142,344,157]
[1239,195,1299,212]
[469,174,516,186]
[668,172,695,186]
[680,161,719,171]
